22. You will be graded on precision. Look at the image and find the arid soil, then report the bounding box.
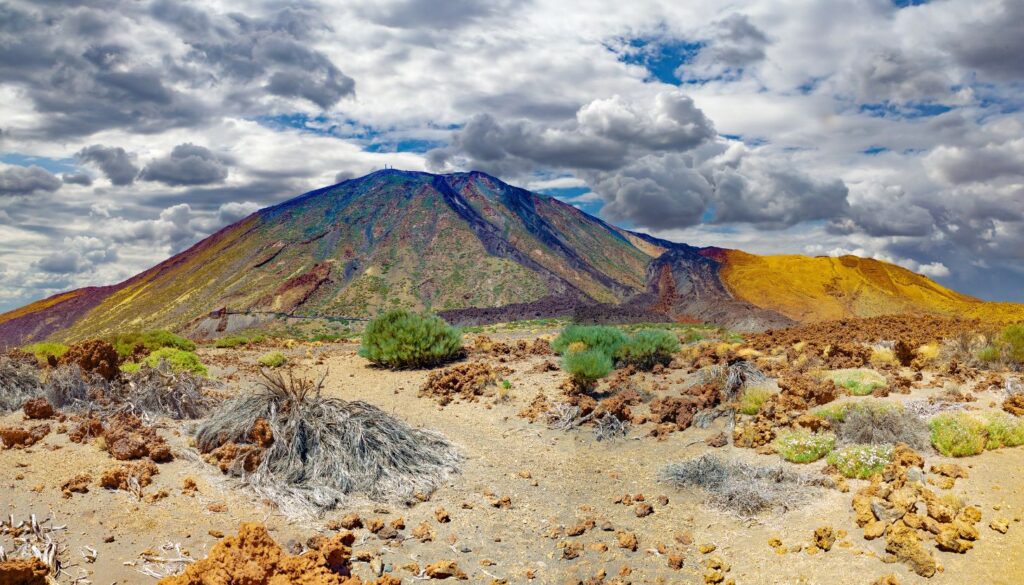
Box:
[2,329,1023,584]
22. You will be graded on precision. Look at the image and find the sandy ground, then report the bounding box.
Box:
[2,336,1023,584]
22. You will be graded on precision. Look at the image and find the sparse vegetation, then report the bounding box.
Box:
[214,332,267,348]
[144,348,208,376]
[774,430,835,463]
[121,362,141,374]
[737,385,772,415]
[258,351,288,368]
[615,328,680,370]
[111,330,195,357]
[826,444,894,479]
[562,349,613,390]
[22,342,69,364]
[998,324,1024,365]
[358,310,463,369]
[810,402,851,423]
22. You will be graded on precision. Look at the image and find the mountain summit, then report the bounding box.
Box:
[1,169,1021,345]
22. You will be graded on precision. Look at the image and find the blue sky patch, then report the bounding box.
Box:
[363,139,445,154]
[859,102,953,119]
[613,36,704,85]
[862,146,890,155]
[891,0,929,7]
[1,153,79,174]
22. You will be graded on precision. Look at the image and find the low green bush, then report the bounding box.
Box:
[22,342,69,364]
[111,330,195,356]
[121,362,141,374]
[144,348,208,376]
[562,349,613,389]
[258,351,287,368]
[774,430,835,463]
[616,329,680,370]
[552,325,628,358]
[358,310,463,369]
[826,444,894,479]
[977,345,1000,364]
[825,368,887,396]
[998,324,1024,364]
[982,412,1024,450]
[929,413,987,457]
[738,386,773,415]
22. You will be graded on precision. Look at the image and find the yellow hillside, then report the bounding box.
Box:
[717,250,1024,323]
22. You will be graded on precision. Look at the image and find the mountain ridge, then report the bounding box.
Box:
[1,169,1021,346]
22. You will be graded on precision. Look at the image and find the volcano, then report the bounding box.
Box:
[2,169,1022,346]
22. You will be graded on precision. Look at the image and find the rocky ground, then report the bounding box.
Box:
[1,327,1023,584]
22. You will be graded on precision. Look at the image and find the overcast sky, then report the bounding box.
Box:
[1,0,1023,312]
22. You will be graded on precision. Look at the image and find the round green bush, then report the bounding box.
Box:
[552,325,628,358]
[774,430,835,463]
[562,349,613,388]
[359,310,463,369]
[111,330,195,356]
[258,351,288,368]
[144,348,208,376]
[616,329,680,370]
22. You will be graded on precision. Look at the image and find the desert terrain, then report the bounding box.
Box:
[1,316,1023,584]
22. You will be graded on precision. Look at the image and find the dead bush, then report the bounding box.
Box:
[661,454,831,517]
[193,370,462,517]
[836,402,929,449]
[0,356,42,413]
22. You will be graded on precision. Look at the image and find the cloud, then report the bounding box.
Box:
[32,236,118,274]
[61,172,93,186]
[140,143,229,186]
[0,165,61,196]
[948,0,1024,81]
[679,13,771,82]
[925,139,1024,184]
[77,145,139,186]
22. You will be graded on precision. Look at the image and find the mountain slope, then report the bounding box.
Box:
[1,169,1022,346]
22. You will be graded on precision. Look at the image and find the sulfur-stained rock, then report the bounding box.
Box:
[990,518,1010,534]
[813,526,835,551]
[616,531,638,552]
[935,529,973,553]
[885,522,936,578]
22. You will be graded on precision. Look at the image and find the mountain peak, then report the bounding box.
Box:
[1,168,1022,347]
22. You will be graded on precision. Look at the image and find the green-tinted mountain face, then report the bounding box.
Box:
[1,170,657,343]
[4,168,1022,347]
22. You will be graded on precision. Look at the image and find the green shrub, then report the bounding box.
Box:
[616,329,680,370]
[258,351,288,368]
[738,386,773,415]
[981,412,1024,450]
[562,349,613,389]
[22,342,69,364]
[552,325,628,358]
[121,362,141,374]
[774,430,835,463]
[999,324,1024,364]
[358,310,463,369]
[826,444,894,479]
[930,413,987,457]
[826,368,887,396]
[810,402,851,423]
[144,348,208,376]
[214,332,267,348]
[111,330,195,356]
[977,345,1000,364]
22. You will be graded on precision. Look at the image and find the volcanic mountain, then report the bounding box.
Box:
[2,169,1022,346]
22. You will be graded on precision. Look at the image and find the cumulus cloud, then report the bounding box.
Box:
[679,13,771,81]
[77,145,139,186]
[140,143,229,186]
[61,172,93,186]
[925,139,1024,184]
[0,165,61,196]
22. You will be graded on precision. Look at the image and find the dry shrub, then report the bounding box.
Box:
[58,339,120,380]
[194,370,462,517]
[836,402,929,449]
[661,454,831,517]
[0,356,41,413]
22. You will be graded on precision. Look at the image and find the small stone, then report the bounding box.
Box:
[616,531,638,551]
[634,502,654,518]
[668,554,684,570]
[698,543,716,554]
[990,518,1010,534]
[814,526,836,552]
[434,507,451,523]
